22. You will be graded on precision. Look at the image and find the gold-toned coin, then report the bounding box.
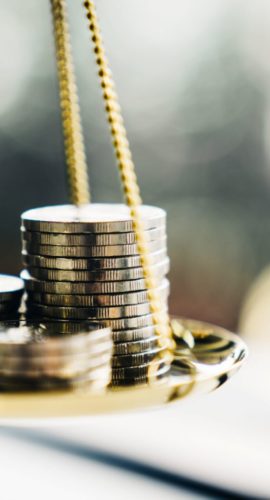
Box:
[27,310,166,330]
[27,302,165,319]
[26,259,169,282]
[21,204,166,234]
[21,226,166,246]
[0,366,112,391]
[111,355,172,379]
[113,336,160,355]
[112,325,164,342]
[22,239,167,258]
[0,353,112,379]
[112,346,167,368]
[0,319,112,356]
[111,365,170,386]
[22,249,167,270]
[27,280,169,307]
[22,270,152,294]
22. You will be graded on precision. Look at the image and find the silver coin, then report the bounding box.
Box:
[112,347,167,368]
[27,302,167,320]
[111,355,172,379]
[0,319,112,356]
[22,249,167,271]
[27,280,169,307]
[26,310,167,330]
[22,270,151,294]
[21,226,166,246]
[0,352,112,378]
[112,325,162,342]
[22,238,167,258]
[0,274,24,303]
[21,204,166,234]
[111,365,170,386]
[0,362,112,380]
[0,366,111,390]
[113,336,161,355]
[26,258,169,282]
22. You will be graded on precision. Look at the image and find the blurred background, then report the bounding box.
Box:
[0,1,270,498]
[2,0,270,330]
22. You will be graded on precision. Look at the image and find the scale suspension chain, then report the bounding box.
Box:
[50,0,90,205]
[83,1,172,345]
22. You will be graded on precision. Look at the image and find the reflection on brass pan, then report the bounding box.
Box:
[21,204,166,234]
[27,281,169,307]
[27,302,167,319]
[112,347,167,368]
[0,274,24,303]
[22,239,167,258]
[22,226,166,246]
[23,249,167,270]
[26,258,169,282]
[113,336,160,355]
[171,318,247,379]
[22,270,154,294]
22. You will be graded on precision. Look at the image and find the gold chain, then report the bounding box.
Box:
[50,0,90,205]
[83,1,172,342]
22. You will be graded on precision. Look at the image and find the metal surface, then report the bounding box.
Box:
[0,318,247,420]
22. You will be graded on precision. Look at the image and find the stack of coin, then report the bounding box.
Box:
[21,204,171,386]
[0,319,112,391]
[0,275,24,318]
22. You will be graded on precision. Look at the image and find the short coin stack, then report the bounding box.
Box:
[0,275,24,319]
[21,204,171,386]
[0,319,112,391]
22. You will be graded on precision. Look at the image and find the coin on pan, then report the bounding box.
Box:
[0,274,24,303]
[0,353,112,378]
[112,346,167,368]
[111,365,170,386]
[22,270,153,294]
[113,336,163,355]
[0,366,112,391]
[21,204,166,234]
[112,325,164,342]
[21,226,166,246]
[27,302,164,319]
[27,280,169,307]
[22,238,167,258]
[111,356,172,379]
[26,310,168,330]
[0,320,112,355]
[22,249,167,270]
[26,259,169,282]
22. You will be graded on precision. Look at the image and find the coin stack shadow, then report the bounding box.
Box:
[0,275,24,319]
[21,204,171,386]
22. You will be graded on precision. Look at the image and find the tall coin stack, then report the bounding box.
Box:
[21,204,171,386]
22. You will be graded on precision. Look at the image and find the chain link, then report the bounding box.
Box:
[51,0,90,205]
[83,1,172,342]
